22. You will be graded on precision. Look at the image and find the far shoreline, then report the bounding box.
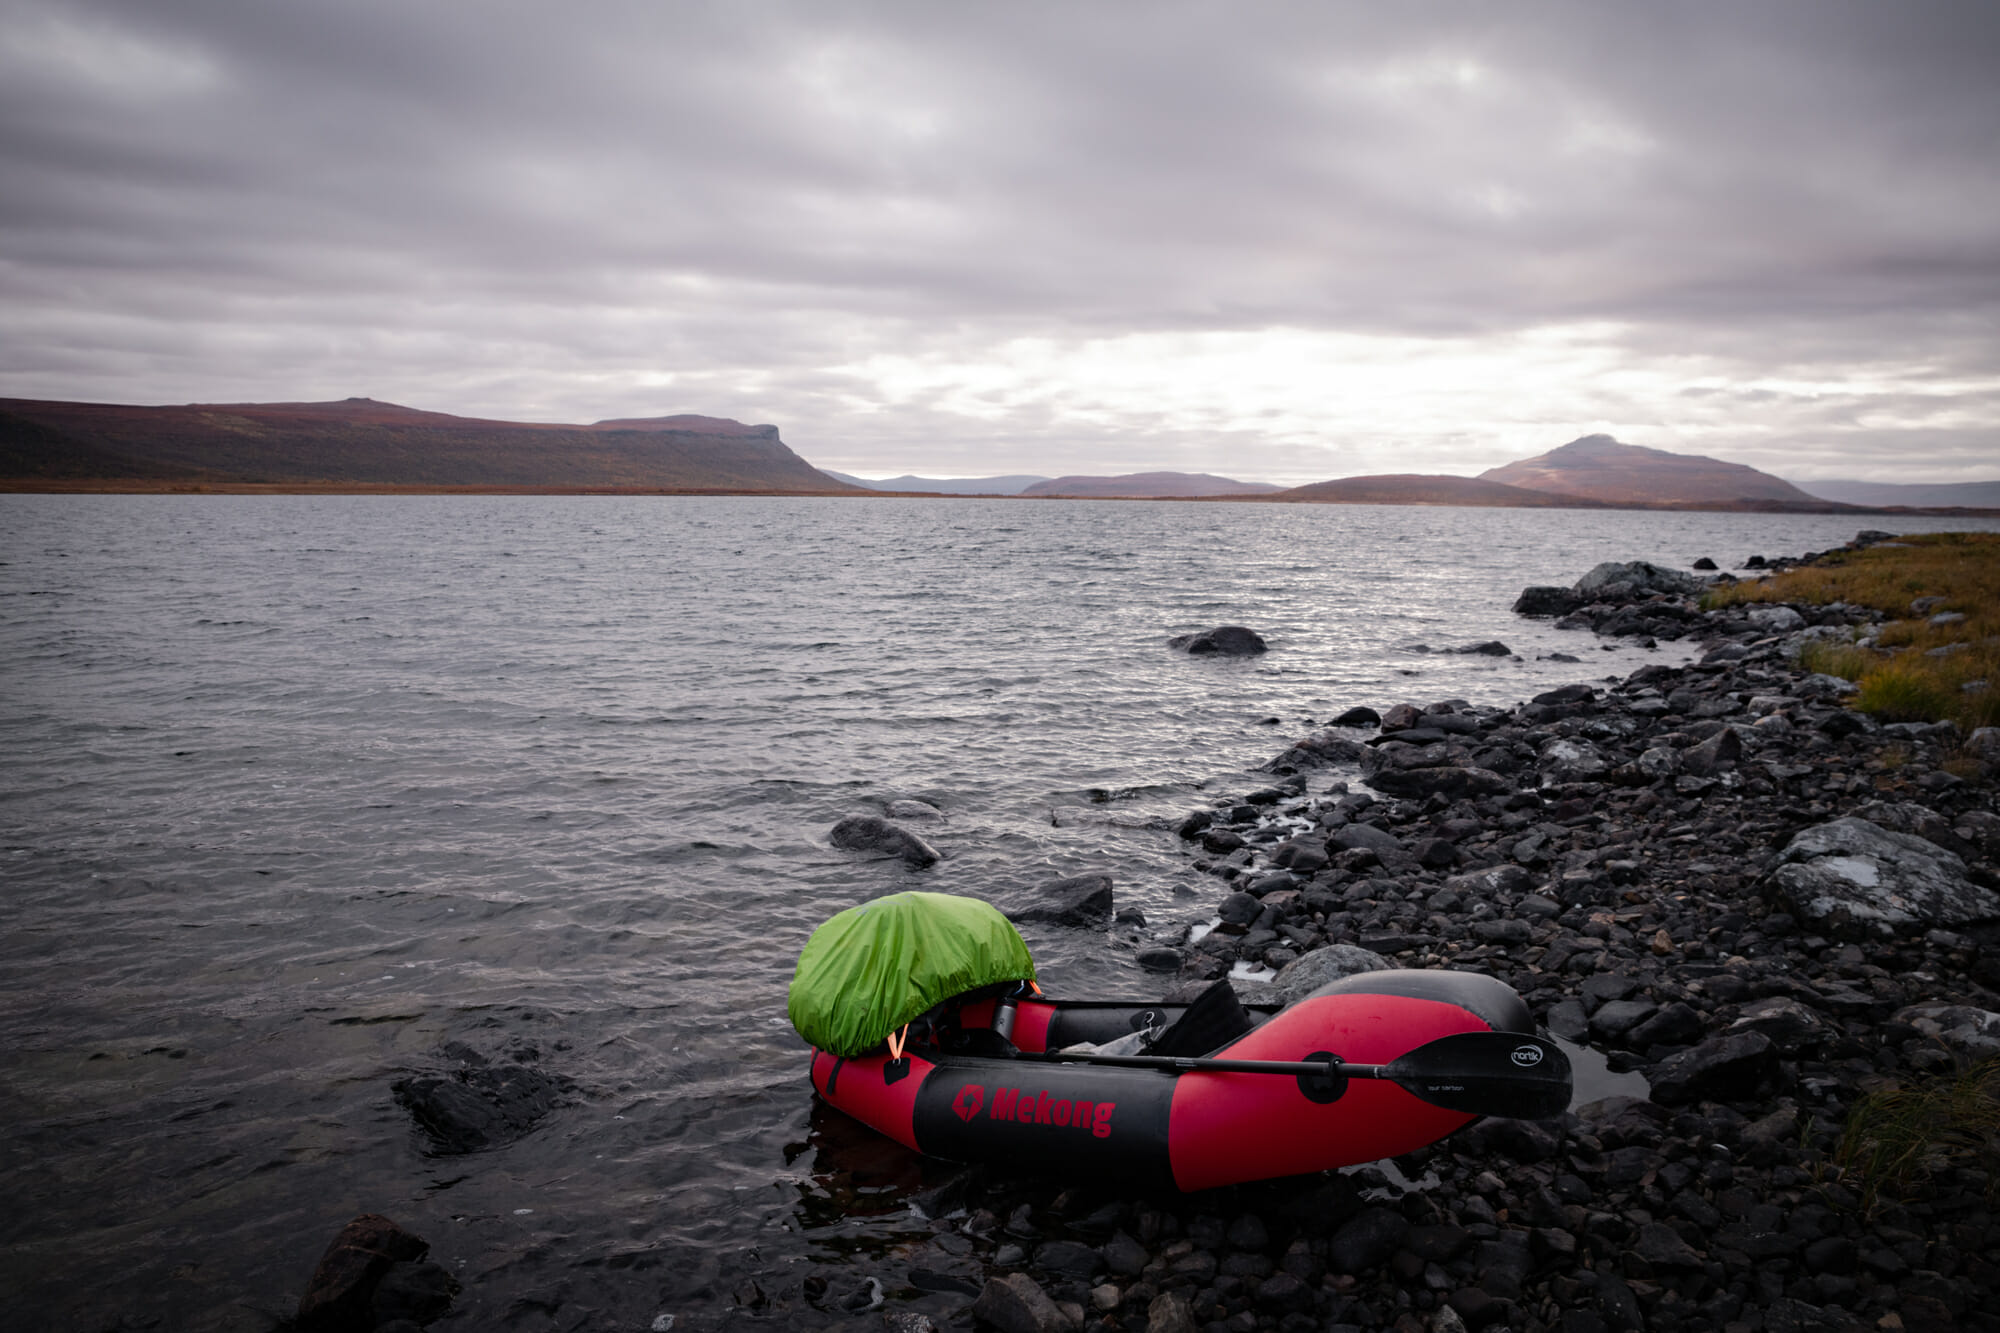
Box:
[4,479,1997,518]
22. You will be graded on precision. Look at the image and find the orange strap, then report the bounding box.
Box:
[886,1024,908,1060]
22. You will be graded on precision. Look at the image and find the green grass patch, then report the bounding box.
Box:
[1838,1058,2000,1209]
[1703,532,2000,732]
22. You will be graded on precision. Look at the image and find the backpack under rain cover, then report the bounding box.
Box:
[788,891,1038,1058]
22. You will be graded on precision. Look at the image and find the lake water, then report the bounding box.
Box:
[2,496,1993,1329]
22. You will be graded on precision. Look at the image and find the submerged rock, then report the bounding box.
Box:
[829,815,941,867]
[1167,625,1268,656]
[392,1058,572,1155]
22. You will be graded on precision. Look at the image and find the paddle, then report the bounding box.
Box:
[1020,1029,1572,1120]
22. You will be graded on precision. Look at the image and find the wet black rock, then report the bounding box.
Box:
[1010,873,1114,928]
[1649,1031,1781,1105]
[1330,705,1382,727]
[1168,625,1268,656]
[296,1214,432,1333]
[828,815,941,867]
[393,1056,572,1155]
[1514,586,1585,617]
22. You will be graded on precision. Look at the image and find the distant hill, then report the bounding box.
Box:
[1018,471,1282,498]
[820,470,1050,495]
[0,397,861,492]
[1795,478,2000,508]
[1479,434,1836,507]
[1265,474,1607,507]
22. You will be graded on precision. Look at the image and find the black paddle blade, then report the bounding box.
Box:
[1384,1031,1572,1120]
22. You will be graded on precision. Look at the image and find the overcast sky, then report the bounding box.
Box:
[3,1,1996,484]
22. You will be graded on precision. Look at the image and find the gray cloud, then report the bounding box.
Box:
[2,0,1995,481]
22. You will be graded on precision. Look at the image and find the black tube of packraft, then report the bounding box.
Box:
[911,1060,1180,1192]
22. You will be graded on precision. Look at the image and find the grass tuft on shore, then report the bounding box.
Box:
[1704,532,2000,732]
[1837,1057,2000,1209]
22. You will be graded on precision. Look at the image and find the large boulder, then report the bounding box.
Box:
[1268,944,1393,1006]
[1574,561,1707,599]
[1766,817,2000,938]
[829,815,940,867]
[1513,586,1585,618]
[1168,625,1268,656]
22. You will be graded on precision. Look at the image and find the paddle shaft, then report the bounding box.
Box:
[1027,1051,1378,1078]
[1013,1028,1573,1120]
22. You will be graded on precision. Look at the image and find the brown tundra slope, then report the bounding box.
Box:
[1479,434,1851,509]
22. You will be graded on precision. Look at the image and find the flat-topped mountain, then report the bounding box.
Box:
[1265,474,1605,507]
[1018,471,1282,498]
[0,396,861,492]
[1479,434,1832,507]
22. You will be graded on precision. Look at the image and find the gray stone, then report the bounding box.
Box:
[887,799,944,821]
[829,815,940,867]
[1539,738,1610,783]
[1445,864,1533,898]
[1891,1003,2000,1059]
[1100,1232,1149,1277]
[1636,745,1680,780]
[1726,997,1830,1055]
[1633,1222,1704,1271]
[1746,605,1806,633]
[1033,1239,1103,1279]
[1768,817,1999,937]
[1332,823,1404,855]
[1589,998,1657,1038]
[970,1273,1068,1333]
[1269,944,1393,1006]
[1471,919,1532,946]
[1680,726,1744,776]
[1145,1291,1200,1333]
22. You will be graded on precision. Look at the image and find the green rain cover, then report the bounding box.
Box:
[788,891,1037,1057]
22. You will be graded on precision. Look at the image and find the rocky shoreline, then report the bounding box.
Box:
[305,534,2000,1333]
[799,536,2000,1333]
